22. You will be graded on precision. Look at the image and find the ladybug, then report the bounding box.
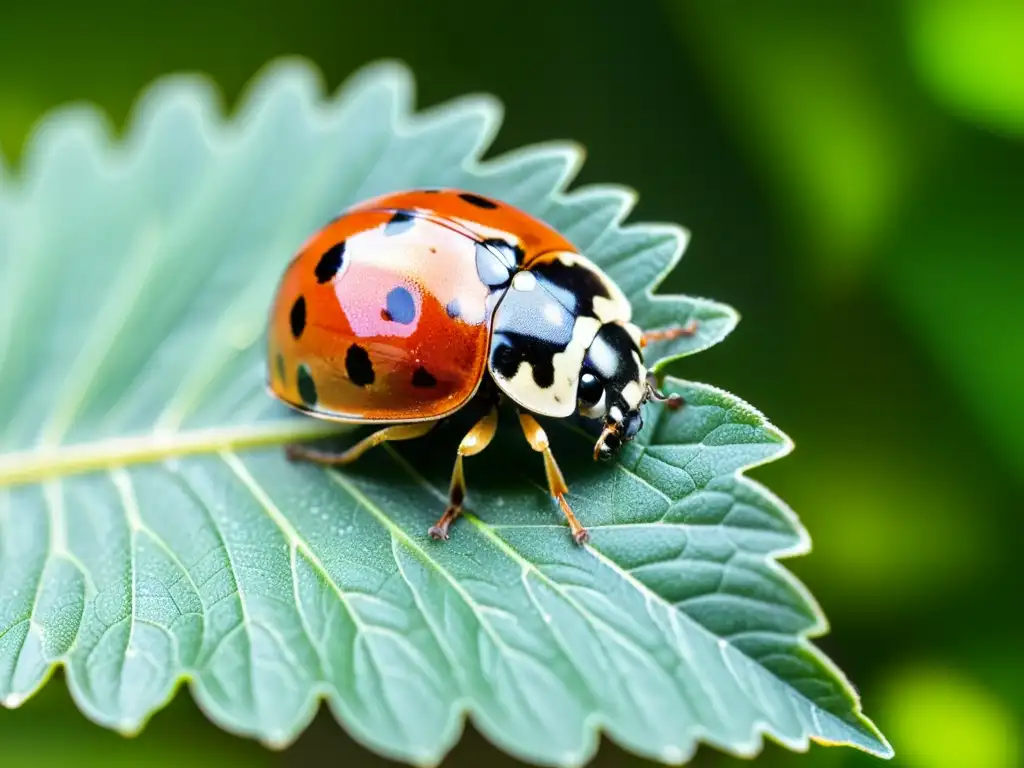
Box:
[266,189,695,544]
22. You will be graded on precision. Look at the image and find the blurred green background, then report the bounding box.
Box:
[2,0,1022,766]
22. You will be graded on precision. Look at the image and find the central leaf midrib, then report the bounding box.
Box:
[0,418,345,488]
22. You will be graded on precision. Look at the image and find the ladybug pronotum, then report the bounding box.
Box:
[266,189,695,544]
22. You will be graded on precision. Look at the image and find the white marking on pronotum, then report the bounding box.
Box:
[586,331,618,378]
[622,380,644,409]
[625,322,643,347]
[552,251,632,323]
[592,295,627,324]
[622,350,649,409]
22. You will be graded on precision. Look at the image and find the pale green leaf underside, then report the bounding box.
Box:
[0,58,890,765]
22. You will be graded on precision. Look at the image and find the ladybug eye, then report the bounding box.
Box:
[577,372,607,418]
[578,373,602,406]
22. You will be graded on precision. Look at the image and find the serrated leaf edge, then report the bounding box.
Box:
[0,56,890,764]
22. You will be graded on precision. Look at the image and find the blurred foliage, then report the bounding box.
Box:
[904,0,1024,138]
[877,662,1020,768]
[878,141,1024,482]
[1,0,1021,766]
[666,2,945,282]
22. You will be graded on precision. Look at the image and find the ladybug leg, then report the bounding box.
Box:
[640,319,698,348]
[429,406,500,541]
[645,371,685,411]
[517,412,589,545]
[285,421,435,466]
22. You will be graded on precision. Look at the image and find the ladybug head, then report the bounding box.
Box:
[576,323,648,461]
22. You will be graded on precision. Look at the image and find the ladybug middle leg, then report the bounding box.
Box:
[640,319,698,348]
[645,371,685,411]
[429,406,500,541]
[517,411,589,545]
[285,421,436,465]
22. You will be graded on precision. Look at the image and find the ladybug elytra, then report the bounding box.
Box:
[266,189,695,544]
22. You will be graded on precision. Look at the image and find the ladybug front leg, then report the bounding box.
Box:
[285,421,436,466]
[429,406,500,541]
[517,412,589,545]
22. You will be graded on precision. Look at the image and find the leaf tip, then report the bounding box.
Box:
[811,724,895,760]
[14,102,116,184]
[477,139,586,199]
[539,139,590,192]
[718,299,741,332]
[409,90,506,166]
[848,703,895,760]
[2,691,27,709]
[259,731,298,751]
[335,56,417,112]
[656,743,695,765]
[114,718,147,738]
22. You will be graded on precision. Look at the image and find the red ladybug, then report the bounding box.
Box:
[266,189,695,544]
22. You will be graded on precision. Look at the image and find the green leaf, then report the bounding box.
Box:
[0,57,890,765]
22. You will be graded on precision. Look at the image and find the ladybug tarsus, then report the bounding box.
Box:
[428,523,451,541]
[427,406,501,539]
[573,528,590,546]
[644,372,686,412]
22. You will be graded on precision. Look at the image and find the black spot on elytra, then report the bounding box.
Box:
[345,344,374,387]
[315,241,345,283]
[289,296,306,339]
[384,286,416,324]
[384,210,415,235]
[459,192,498,209]
[446,299,461,319]
[412,366,437,388]
[297,364,317,406]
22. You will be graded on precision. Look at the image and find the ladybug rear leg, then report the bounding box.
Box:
[640,319,698,348]
[285,421,435,466]
[429,406,500,541]
[517,412,589,545]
